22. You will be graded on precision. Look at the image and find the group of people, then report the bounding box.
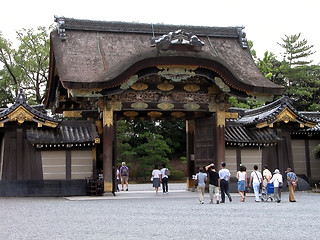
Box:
[195,162,232,204]
[151,164,170,194]
[195,162,299,204]
[116,162,171,195]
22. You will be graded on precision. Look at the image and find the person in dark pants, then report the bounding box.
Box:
[218,162,232,203]
[160,163,169,194]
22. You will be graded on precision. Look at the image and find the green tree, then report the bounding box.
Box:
[0,33,17,106]
[135,132,171,177]
[0,26,51,105]
[116,120,137,168]
[278,33,319,110]
[156,120,186,159]
[314,144,320,160]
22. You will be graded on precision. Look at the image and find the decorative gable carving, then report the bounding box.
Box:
[151,29,204,50]
[0,90,59,128]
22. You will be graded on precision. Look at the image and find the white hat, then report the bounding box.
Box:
[274,169,280,174]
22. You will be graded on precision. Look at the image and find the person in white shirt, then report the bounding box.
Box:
[236,165,247,202]
[249,165,263,202]
[160,163,169,194]
[269,169,283,203]
[151,165,162,194]
[218,162,232,203]
[263,165,272,186]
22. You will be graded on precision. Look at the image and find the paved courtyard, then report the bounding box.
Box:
[0,183,319,240]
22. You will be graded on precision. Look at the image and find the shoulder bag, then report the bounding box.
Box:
[255,172,262,189]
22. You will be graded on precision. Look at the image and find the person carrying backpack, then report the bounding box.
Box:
[120,162,129,191]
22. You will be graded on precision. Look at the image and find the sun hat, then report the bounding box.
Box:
[274,169,280,174]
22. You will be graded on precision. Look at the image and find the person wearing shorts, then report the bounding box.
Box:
[205,163,220,204]
[120,162,129,191]
[236,165,247,202]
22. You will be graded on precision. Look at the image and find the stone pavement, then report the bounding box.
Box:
[0,183,320,240]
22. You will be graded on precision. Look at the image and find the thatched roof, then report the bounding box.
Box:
[46,17,284,107]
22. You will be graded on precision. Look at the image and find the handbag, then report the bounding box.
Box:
[255,172,262,189]
[194,179,198,187]
[277,176,283,188]
[292,181,297,187]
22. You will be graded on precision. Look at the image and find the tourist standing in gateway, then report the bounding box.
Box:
[120,162,129,191]
[219,162,232,203]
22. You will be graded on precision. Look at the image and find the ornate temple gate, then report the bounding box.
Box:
[97,70,231,192]
[46,17,284,193]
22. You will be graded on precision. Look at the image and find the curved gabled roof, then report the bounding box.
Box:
[0,90,59,128]
[235,96,318,128]
[45,17,284,107]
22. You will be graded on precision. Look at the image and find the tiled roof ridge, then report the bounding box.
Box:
[56,16,243,38]
[241,96,290,117]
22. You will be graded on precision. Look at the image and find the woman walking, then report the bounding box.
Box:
[151,165,162,194]
[286,168,298,202]
[270,169,283,203]
[195,167,207,204]
[249,165,263,202]
[236,165,247,202]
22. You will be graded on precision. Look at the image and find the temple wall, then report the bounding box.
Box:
[240,149,262,173]
[225,149,237,176]
[42,151,66,180]
[225,148,262,175]
[309,140,320,180]
[42,150,92,180]
[71,150,92,179]
[292,140,307,176]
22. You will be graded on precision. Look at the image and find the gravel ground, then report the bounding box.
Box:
[0,184,319,240]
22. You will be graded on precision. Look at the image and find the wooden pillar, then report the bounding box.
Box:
[66,150,71,180]
[186,120,195,188]
[16,128,23,180]
[305,139,311,179]
[215,105,226,164]
[102,104,114,193]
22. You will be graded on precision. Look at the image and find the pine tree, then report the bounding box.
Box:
[278,33,319,110]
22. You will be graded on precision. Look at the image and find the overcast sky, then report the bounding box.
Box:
[1,0,319,63]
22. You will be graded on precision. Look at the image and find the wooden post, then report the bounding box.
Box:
[102,103,114,193]
[186,120,195,188]
[215,104,226,164]
[16,128,23,180]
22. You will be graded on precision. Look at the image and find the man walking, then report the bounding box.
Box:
[219,162,232,203]
[205,163,220,204]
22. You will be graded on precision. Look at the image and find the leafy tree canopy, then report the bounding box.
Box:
[0,26,52,106]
